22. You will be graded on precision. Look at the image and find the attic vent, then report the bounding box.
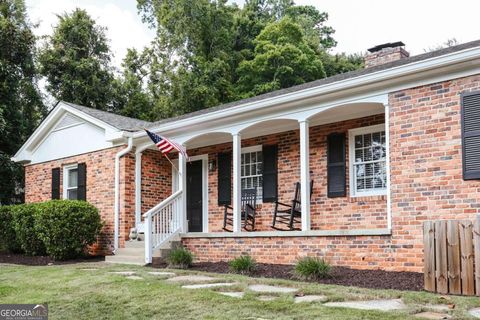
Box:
[54,114,83,131]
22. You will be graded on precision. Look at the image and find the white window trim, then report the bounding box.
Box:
[348,124,387,197]
[63,164,78,200]
[241,145,263,203]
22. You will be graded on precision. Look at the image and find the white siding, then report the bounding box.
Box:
[30,120,112,164]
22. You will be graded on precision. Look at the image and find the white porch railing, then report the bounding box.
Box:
[144,190,183,263]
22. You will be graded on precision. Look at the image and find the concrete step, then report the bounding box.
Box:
[105,255,145,265]
[110,234,183,265]
[124,240,145,249]
[115,247,145,257]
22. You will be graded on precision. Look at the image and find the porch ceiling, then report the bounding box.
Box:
[308,102,384,126]
[185,103,385,149]
[183,102,385,150]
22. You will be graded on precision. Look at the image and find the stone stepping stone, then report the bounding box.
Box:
[324,299,406,311]
[294,295,328,303]
[148,272,176,277]
[257,295,277,301]
[414,312,452,319]
[248,284,298,294]
[126,276,144,280]
[469,308,480,318]
[217,292,244,298]
[166,275,217,283]
[425,304,451,312]
[182,283,236,289]
[109,271,136,276]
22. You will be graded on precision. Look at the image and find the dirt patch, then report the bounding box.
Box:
[188,262,424,291]
[0,252,104,266]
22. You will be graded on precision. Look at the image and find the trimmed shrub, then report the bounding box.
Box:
[0,206,21,253]
[11,204,45,256]
[35,200,103,260]
[167,248,193,269]
[294,257,332,280]
[229,255,256,274]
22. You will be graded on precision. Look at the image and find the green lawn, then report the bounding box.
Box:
[0,262,478,319]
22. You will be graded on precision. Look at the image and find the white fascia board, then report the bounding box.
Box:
[13,101,124,163]
[133,45,480,140]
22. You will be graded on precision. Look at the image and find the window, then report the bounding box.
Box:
[63,165,78,200]
[349,124,387,196]
[241,146,263,200]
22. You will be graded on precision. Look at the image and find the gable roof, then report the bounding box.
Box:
[63,102,152,132]
[146,39,480,129]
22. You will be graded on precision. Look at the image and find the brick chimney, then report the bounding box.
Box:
[365,42,409,68]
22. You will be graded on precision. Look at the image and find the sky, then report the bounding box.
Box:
[26,0,480,70]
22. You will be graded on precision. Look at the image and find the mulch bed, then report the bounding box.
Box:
[188,261,424,291]
[0,252,104,266]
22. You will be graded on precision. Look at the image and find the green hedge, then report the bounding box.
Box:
[11,204,45,256]
[0,200,103,260]
[36,200,103,260]
[0,206,21,253]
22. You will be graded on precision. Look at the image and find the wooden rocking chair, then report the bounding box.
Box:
[223,188,257,231]
[271,180,314,231]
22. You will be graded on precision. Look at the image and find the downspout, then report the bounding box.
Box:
[114,135,133,252]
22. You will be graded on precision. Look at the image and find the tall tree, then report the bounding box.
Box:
[116,48,153,121]
[38,9,117,111]
[137,0,356,119]
[138,0,238,118]
[0,0,46,204]
[236,17,326,97]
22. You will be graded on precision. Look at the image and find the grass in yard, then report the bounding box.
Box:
[0,262,479,319]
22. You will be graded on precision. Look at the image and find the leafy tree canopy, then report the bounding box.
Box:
[136,0,363,119]
[236,17,326,97]
[0,0,46,204]
[38,8,118,111]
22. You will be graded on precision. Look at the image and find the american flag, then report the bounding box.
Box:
[145,129,188,159]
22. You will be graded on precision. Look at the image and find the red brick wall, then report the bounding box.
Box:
[24,146,135,254]
[184,114,387,232]
[141,149,172,214]
[182,236,394,270]
[386,74,480,271]
[183,74,480,273]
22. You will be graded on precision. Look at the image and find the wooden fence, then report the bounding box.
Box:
[423,218,480,295]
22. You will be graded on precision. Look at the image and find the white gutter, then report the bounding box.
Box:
[114,135,133,252]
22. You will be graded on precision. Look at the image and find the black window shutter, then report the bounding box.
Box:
[217,152,232,205]
[262,145,278,202]
[327,133,346,197]
[51,168,60,199]
[462,92,480,180]
[77,163,87,201]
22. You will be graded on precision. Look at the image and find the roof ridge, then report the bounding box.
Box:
[62,101,152,131]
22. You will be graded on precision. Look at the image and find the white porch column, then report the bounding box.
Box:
[232,133,242,233]
[134,151,142,228]
[299,120,311,231]
[384,104,392,230]
[179,152,188,233]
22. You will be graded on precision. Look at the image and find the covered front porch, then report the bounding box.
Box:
[127,96,393,263]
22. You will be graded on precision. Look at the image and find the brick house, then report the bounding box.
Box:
[13,40,480,272]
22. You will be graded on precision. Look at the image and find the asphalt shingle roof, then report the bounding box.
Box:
[66,39,480,132]
[146,39,480,128]
[63,101,152,131]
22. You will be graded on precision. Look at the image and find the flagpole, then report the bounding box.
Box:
[144,127,185,175]
[164,153,181,175]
